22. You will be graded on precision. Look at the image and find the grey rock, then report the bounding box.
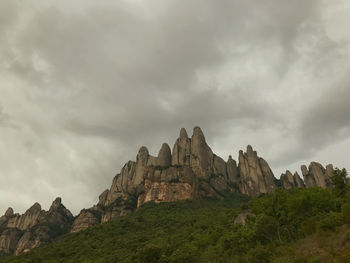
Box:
[70,209,100,233]
[190,126,214,178]
[49,197,62,211]
[157,143,171,167]
[98,189,109,206]
[234,211,256,225]
[171,128,191,166]
[301,162,332,188]
[0,229,22,255]
[280,171,305,189]
[0,198,73,255]
[4,208,14,217]
[69,127,335,237]
[280,170,294,189]
[227,156,239,184]
[293,172,305,188]
[238,146,276,195]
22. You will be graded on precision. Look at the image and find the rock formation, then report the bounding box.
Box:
[1,126,337,255]
[234,211,256,225]
[0,198,73,255]
[280,171,305,189]
[301,162,333,188]
[70,127,284,233]
[238,145,276,195]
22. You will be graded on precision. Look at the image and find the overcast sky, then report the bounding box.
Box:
[1,0,350,215]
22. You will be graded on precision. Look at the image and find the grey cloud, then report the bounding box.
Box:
[301,84,350,149]
[1,0,350,214]
[0,105,17,129]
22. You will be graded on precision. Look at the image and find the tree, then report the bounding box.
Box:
[330,168,349,196]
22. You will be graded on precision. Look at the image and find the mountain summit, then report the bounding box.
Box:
[71,127,334,232]
[0,127,334,255]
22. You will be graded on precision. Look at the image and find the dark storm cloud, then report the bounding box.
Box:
[10,0,319,142]
[301,84,350,150]
[0,0,349,214]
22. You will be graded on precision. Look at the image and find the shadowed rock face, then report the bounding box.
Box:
[0,198,73,255]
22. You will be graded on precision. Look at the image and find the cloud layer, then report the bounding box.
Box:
[1,0,350,214]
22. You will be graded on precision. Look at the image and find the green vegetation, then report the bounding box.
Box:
[1,169,350,263]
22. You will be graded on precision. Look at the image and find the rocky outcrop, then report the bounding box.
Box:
[70,127,337,233]
[301,162,333,188]
[6,203,43,231]
[0,229,22,255]
[238,145,276,195]
[280,171,305,189]
[171,128,191,166]
[234,211,256,225]
[71,127,282,233]
[70,209,100,233]
[0,198,73,255]
[0,126,337,255]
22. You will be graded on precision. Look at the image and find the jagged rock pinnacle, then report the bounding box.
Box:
[50,197,62,211]
[179,127,188,139]
[5,207,14,217]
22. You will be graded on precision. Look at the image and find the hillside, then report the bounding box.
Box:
[2,173,350,263]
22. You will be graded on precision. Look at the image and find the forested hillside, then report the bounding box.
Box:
[1,169,349,263]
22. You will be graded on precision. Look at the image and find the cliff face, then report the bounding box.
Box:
[0,198,73,255]
[0,126,337,255]
[238,146,276,195]
[70,127,335,233]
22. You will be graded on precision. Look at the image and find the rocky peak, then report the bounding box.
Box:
[280,170,305,189]
[238,145,276,195]
[98,190,109,206]
[49,197,62,211]
[48,197,73,219]
[190,126,213,174]
[172,128,191,166]
[293,172,305,188]
[137,146,149,166]
[246,145,255,155]
[301,162,332,188]
[157,143,171,167]
[0,198,73,255]
[301,165,308,176]
[227,155,239,183]
[179,127,188,140]
[326,164,334,178]
[69,126,336,236]
[27,203,41,214]
[5,208,14,217]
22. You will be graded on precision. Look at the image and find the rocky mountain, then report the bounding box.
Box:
[70,127,334,233]
[0,198,73,255]
[0,126,335,255]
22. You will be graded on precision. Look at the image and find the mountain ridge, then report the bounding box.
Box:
[0,126,335,255]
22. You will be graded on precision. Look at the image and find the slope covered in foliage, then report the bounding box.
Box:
[1,169,350,263]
